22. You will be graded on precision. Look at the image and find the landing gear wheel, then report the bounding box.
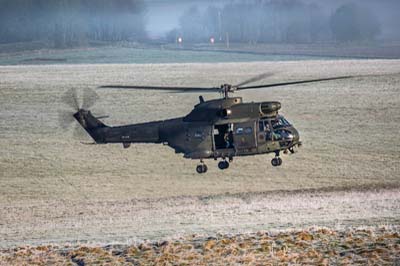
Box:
[271,157,282,167]
[218,160,229,170]
[196,164,208,174]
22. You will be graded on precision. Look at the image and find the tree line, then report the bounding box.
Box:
[171,0,381,44]
[0,0,383,48]
[0,0,146,48]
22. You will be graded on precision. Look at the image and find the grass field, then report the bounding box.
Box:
[0,46,332,65]
[0,59,399,263]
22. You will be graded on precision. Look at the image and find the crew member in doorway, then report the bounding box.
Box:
[224,129,234,148]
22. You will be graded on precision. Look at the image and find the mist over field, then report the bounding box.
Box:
[151,0,400,43]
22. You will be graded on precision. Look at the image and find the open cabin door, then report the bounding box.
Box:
[213,124,234,150]
[233,121,257,153]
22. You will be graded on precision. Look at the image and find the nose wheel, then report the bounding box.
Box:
[271,151,282,167]
[196,160,208,174]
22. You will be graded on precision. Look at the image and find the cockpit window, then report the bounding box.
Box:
[273,129,294,140]
[272,117,291,129]
[259,120,271,132]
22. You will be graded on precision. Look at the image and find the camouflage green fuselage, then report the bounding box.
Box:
[74,97,300,160]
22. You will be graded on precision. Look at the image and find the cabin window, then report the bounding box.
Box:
[259,121,264,131]
[244,127,253,134]
[235,127,244,135]
[194,131,203,138]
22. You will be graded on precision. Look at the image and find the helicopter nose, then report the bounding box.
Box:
[290,127,300,143]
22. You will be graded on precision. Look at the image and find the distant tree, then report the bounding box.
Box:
[308,3,329,42]
[202,6,221,41]
[330,3,381,42]
[220,3,246,43]
[218,0,323,44]
[170,0,381,45]
[0,0,147,47]
[82,0,146,42]
[53,0,88,48]
[280,0,310,43]
[179,6,207,43]
[166,28,180,43]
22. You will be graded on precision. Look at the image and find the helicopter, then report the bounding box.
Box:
[63,74,352,174]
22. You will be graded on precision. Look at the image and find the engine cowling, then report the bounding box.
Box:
[260,101,281,115]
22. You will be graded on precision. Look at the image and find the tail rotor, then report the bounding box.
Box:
[58,88,101,139]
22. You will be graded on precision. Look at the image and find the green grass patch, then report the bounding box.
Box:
[0,47,331,65]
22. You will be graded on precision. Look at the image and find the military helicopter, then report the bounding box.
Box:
[62,74,352,173]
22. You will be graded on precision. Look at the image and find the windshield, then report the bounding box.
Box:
[273,129,294,141]
[271,116,291,129]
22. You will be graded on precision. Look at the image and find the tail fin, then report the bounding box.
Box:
[73,109,108,143]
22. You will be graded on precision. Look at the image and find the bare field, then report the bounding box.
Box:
[1,186,399,248]
[0,60,400,249]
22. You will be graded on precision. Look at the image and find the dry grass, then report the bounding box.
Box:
[1,226,399,265]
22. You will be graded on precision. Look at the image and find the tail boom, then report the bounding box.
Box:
[73,109,108,143]
[73,109,162,144]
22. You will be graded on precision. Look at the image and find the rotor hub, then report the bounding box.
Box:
[220,84,235,98]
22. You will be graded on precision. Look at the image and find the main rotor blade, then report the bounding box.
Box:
[237,76,354,90]
[234,72,274,87]
[99,85,219,92]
